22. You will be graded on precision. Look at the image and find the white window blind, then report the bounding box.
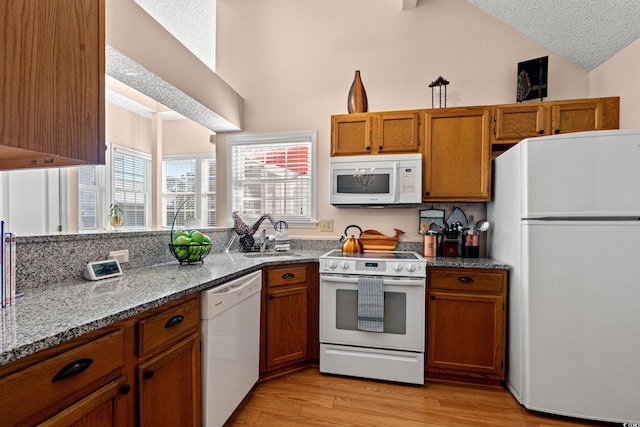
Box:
[112,145,152,229]
[163,154,216,228]
[202,157,217,227]
[78,166,106,230]
[228,131,316,226]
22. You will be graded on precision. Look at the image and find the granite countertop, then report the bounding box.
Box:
[0,250,508,366]
[423,257,510,269]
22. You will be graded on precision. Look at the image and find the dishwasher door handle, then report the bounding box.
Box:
[214,276,257,295]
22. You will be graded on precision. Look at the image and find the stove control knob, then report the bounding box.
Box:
[325,260,337,270]
[405,263,416,272]
[340,261,350,270]
[392,263,403,272]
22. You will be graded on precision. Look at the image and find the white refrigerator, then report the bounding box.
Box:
[488,130,640,424]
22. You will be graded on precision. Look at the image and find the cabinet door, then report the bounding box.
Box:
[138,334,201,427]
[0,0,105,169]
[550,99,604,135]
[377,111,420,153]
[331,114,374,155]
[39,376,129,427]
[0,329,125,427]
[427,292,504,378]
[423,107,491,201]
[266,285,308,368]
[493,104,546,141]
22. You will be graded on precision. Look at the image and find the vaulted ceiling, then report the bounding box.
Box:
[402,1,640,71]
[464,0,640,71]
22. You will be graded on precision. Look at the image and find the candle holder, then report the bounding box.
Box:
[429,76,450,108]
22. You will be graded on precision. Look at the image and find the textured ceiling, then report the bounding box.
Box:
[465,0,640,71]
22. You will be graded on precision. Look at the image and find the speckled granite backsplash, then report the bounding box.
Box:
[14,230,422,290]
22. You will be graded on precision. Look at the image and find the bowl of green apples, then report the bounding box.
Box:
[169,229,212,264]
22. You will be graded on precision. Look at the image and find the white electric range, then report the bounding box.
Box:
[319,250,426,385]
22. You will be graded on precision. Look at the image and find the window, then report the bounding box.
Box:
[111,145,152,229]
[78,166,106,231]
[228,131,316,227]
[78,144,152,232]
[162,154,216,229]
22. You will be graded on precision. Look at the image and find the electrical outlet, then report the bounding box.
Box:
[108,249,130,263]
[319,219,333,232]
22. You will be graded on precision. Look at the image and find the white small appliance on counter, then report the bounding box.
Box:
[330,153,422,207]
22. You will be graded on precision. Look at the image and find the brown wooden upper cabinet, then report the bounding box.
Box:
[491,97,619,147]
[331,111,420,156]
[377,111,420,153]
[422,107,492,202]
[330,97,619,203]
[331,113,374,155]
[0,0,106,170]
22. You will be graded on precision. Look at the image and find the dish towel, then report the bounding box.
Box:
[357,276,384,332]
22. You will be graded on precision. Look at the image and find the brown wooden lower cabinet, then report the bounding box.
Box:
[425,267,507,386]
[138,334,200,427]
[38,375,129,427]
[260,262,319,378]
[0,294,200,427]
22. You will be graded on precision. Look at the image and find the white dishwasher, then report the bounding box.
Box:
[201,270,262,427]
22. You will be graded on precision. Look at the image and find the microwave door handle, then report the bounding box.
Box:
[392,162,399,203]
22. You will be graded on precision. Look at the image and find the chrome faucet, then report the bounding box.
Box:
[260,229,270,253]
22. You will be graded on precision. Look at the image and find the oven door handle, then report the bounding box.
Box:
[320,275,424,286]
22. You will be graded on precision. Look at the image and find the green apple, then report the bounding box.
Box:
[174,235,190,245]
[173,230,189,240]
[190,231,205,244]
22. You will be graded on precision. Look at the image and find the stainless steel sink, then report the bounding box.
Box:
[242,252,300,258]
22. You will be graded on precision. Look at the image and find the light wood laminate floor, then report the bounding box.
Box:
[226,368,609,426]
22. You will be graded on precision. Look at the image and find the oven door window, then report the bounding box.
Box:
[335,289,406,334]
[335,170,390,195]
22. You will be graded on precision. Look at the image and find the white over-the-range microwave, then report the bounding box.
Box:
[329,153,422,207]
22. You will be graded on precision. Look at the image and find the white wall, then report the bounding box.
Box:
[163,120,216,155]
[589,38,640,129]
[215,0,593,240]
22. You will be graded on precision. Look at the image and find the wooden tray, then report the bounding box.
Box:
[360,229,404,251]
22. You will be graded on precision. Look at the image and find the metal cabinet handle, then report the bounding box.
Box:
[164,315,184,329]
[430,295,436,300]
[282,273,294,279]
[52,358,93,383]
[144,370,155,379]
[538,129,545,134]
[119,384,132,395]
[457,276,474,283]
[268,294,275,300]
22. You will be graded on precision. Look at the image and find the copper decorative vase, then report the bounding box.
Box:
[347,70,368,113]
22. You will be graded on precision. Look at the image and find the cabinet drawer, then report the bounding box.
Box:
[138,298,200,358]
[428,268,505,293]
[0,329,124,427]
[267,265,307,288]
